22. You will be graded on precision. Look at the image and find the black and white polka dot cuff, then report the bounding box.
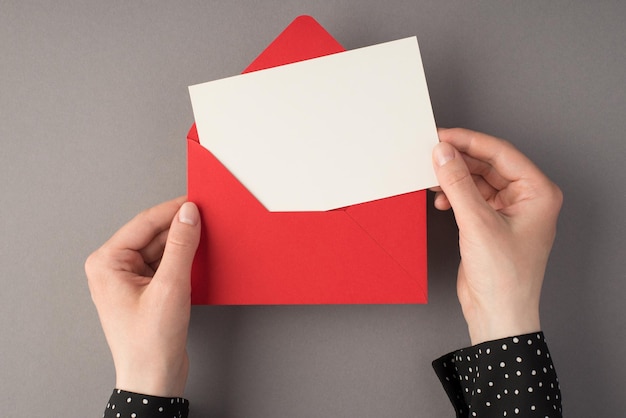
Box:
[103,389,189,418]
[432,332,562,417]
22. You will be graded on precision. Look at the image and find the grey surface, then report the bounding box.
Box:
[1,1,624,416]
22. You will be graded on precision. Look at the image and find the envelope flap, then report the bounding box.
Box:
[244,15,345,72]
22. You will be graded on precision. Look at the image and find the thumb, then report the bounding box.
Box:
[432,142,492,229]
[155,202,201,290]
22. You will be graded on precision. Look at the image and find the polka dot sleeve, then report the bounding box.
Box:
[432,332,562,417]
[103,389,189,418]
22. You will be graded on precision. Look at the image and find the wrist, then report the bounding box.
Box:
[464,305,541,345]
[115,355,189,398]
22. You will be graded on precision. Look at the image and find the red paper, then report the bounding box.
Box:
[187,15,427,304]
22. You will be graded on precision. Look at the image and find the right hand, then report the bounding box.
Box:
[431,128,563,345]
[86,197,201,397]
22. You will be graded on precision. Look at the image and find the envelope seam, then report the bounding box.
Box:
[342,210,427,301]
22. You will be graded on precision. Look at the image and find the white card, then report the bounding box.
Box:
[189,36,439,212]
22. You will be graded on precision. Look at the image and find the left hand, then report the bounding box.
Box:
[430,129,562,344]
[86,197,201,397]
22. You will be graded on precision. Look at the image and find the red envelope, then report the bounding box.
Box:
[187,15,427,304]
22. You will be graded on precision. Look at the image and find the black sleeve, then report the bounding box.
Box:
[432,332,562,417]
[103,389,189,418]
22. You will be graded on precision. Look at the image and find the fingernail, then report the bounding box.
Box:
[433,143,455,167]
[179,202,199,226]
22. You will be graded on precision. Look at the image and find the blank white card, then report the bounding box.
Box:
[189,37,439,212]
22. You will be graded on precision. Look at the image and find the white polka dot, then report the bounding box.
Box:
[514,407,519,414]
[127,397,132,403]
[516,356,522,363]
[500,361,506,367]
[516,370,522,376]
[143,398,149,405]
[512,337,519,343]
[159,407,164,412]
[131,414,136,418]
[502,343,508,350]
[528,387,534,392]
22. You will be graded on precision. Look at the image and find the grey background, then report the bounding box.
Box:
[1,1,624,416]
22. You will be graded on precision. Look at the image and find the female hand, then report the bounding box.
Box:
[85,197,201,397]
[431,129,562,344]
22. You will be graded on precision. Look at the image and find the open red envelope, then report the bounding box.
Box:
[187,15,427,304]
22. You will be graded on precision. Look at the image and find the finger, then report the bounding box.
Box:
[438,128,544,183]
[434,191,451,210]
[153,202,201,296]
[472,172,497,198]
[432,142,493,228]
[141,228,170,274]
[433,155,505,195]
[140,228,169,265]
[433,173,499,211]
[106,197,186,252]
[461,153,510,191]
